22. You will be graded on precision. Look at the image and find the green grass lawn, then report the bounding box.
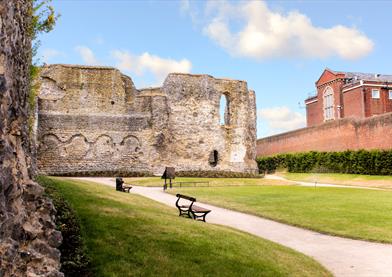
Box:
[39,177,330,277]
[281,172,392,189]
[124,176,294,187]
[170,185,392,243]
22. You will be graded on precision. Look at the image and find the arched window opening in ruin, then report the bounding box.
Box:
[209,150,219,167]
[323,86,334,121]
[219,94,230,126]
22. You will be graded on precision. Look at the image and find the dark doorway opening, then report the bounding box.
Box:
[209,150,219,167]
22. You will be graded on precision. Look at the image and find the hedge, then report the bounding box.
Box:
[256,149,392,175]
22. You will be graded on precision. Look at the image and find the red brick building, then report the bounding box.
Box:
[305,68,392,127]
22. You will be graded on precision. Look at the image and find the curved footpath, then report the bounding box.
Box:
[265,174,386,190]
[72,177,392,277]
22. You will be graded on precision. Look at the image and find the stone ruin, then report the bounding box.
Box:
[36,64,258,176]
[0,0,256,274]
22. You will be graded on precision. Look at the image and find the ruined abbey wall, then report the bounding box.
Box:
[37,65,257,176]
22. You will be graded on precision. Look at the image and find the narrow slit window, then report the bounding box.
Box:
[219,94,230,125]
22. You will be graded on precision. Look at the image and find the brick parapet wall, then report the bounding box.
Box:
[257,112,392,156]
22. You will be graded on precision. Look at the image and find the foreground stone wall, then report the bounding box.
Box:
[37,66,257,175]
[257,113,392,156]
[0,1,62,276]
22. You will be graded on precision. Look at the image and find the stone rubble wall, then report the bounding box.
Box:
[37,65,164,175]
[162,74,257,173]
[0,1,63,276]
[37,66,258,175]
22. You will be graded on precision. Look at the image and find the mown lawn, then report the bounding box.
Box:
[124,176,293,187]
[281,172,392,189]
[39,177,330,277]
[171,185,392,243]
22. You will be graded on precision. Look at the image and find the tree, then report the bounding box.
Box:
[30,0,60,63]
[28,0,59,141]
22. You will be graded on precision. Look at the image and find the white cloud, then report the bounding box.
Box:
[75,46,100,65]
[258,106,306,135]
[41,48,65,63]
[180,0,191,14]
[111,50,192,86]
[203,0,373,60]
[180,0,200,25]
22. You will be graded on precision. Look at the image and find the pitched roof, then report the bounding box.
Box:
[326,68,392,82]
[342,71,392,82]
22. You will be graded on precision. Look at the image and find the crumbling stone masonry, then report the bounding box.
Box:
[37,65,258,176]
[0,1,62,276]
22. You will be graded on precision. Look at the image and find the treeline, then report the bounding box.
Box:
[257,150,392,175]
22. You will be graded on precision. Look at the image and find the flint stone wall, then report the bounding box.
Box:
[0,1,62,276]
[37,65,257,175]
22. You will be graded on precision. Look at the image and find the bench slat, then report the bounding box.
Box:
[176,194,196,202]
[191,205,211,213]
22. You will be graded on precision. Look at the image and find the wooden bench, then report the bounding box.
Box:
[116,177,132,193]
[175,194,211,222]
[120,184,133,193]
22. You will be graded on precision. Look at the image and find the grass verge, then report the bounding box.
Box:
[40,176,331,277]
[170,185,392,243]
[281,172,392,189]
[124,176,294,187]
[38,176,91,276]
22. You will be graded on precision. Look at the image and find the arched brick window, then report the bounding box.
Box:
[323,87,334,121]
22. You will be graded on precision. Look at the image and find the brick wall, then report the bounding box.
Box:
[305,98,321,127]
[257,112,392,156]
[366,86,392,115]
[342,86,364,118]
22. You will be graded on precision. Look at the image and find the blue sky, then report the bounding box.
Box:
[37,0,392,138]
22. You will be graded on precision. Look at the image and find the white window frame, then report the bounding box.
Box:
[389,90,392,100]
[372,89,380,99]
[323,86,334,121]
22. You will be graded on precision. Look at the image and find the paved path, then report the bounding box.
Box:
[265,174,384,190]
[73,177,392,277]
